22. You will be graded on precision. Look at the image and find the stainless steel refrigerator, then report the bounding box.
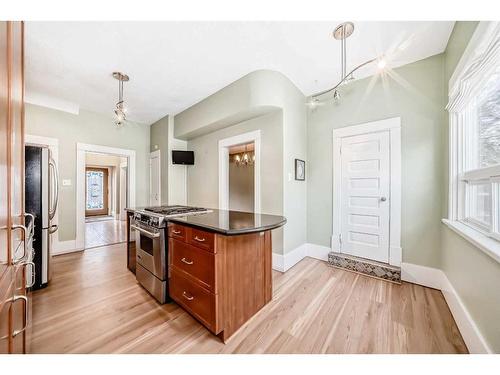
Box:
[25,145,59,290]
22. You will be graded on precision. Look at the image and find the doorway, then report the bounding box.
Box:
[76,143,136,251]
[218,130,261,213]
[332,117,401,266]
[84,152,128,249]
[228,142,255,212]
[85,167,109,217]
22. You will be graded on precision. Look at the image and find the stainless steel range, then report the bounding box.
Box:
[131,205,211,303]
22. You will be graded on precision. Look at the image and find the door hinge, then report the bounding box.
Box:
[338,233,342,248]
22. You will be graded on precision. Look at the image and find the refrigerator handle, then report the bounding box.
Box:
[49,157,59,221]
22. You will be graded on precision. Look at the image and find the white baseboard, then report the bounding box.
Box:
[52,240,83,256]
[401,262,443,290]
[306,243,331,261]
[401,262,492,354]
[272,243,330,272]
[272,244,307,272]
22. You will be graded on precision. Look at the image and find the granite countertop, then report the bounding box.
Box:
[126,207,286,235]
[169,209,286,235]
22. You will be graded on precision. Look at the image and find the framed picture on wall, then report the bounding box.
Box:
[295,159,305,181]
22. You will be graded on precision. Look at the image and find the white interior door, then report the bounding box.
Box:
[340,131,390,263]
[119,164,127,220]
[149,151,161,206]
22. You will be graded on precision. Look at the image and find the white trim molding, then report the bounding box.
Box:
[442,219,500,264]
[25,91,80,115]
[52,240,83,256]
[76,143,136,250]
[218,130,261,213]
[272,243,330,272]
[446,21,500,254]
[332,117,402,266]
[401,262,492,354]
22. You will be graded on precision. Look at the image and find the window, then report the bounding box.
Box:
[447,22,500,248]
[86,170,105,210]
[458,69,500,239]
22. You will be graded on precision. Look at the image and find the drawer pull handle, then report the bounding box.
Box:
[194,236,206,242]
[172,230,181,235]
[182,291,194,301]
[181,257,193,265]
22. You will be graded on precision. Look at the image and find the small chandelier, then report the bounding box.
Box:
[112,72,129,127]
[232,145,255,167]
[307,22,387,107]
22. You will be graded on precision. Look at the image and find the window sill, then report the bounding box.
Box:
[442,219,500,264]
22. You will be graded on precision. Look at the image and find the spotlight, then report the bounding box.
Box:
[377,58,387,70]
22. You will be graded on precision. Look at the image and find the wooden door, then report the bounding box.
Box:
[0,21,27,354]
[85,167,109,216]
[340,131,390,263]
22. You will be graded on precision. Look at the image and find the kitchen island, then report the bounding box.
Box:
[125,208,286,342]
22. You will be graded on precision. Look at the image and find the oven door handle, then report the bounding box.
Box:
[131,224,160,239]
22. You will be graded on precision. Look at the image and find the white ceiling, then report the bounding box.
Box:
[25,21,454,124]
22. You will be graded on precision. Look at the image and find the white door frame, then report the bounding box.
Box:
[332,117,402,266]
[119,161,128,221]
[25,134,60,252]
[149,150,161,205]
[76,143,136,250]
[218,130,261,213]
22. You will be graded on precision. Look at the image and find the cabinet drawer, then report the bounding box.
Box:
[168,223,187,242]
[188,228,215,253]
[170,239,215,292]
[170,268,216,331]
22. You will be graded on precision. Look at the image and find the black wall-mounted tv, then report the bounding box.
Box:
[172,150,194,165]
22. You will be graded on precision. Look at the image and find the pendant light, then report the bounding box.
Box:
[112,72,129,127]
[233,144,255,167]
[307,22,387,106]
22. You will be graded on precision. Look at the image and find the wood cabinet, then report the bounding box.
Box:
[0,21,28,354]
[167,223,272,342]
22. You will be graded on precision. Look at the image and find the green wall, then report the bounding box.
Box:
[150,115,170,204]
[441,22,500,353]
[307,54,446,268]
[25,104,150,242]
[186,111,284,253]
[175,70,307,255]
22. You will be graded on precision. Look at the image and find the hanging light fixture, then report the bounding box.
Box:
[307,22,387,106]
[112,72,129,127]
[232,144,255,167]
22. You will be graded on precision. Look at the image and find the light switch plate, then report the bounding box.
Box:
[62,179,72,186]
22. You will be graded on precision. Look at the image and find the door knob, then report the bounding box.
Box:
[380,197,387,202]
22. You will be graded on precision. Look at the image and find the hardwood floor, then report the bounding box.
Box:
[84,218,126,249]
[30,243,468,354]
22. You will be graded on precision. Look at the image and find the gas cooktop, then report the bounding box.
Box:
[144,205,210,216]
[133,206,211,229]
